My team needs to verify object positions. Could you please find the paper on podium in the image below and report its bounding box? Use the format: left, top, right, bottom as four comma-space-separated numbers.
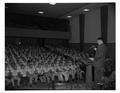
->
88, 57, 94, 61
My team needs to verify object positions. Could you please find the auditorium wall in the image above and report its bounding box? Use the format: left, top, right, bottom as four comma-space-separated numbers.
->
108, 4, 115, 43
84, 4, 115, 61
85, 4, 115, 43
83, 7, 103, 52
68, 15, 81, 48
69, 4, 115, 61
5, 13, 69, 32
84, 8, 101, 43
5, 37, 38, 45
5, 27, 71, 39
44, 39, 68, 46
107, 4, 115, 61
69, 4, 115, 44
69, 16, 80, 43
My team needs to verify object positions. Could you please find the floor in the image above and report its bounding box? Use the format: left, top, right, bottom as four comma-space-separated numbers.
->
6, 80, 90, 90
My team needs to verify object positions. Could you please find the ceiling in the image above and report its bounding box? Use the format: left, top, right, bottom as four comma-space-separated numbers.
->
5, 3, 112, 19
5, 3, 88, 18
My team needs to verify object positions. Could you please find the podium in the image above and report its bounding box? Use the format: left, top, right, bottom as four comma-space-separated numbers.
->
86, 64, 93, 88
80, 56, 94, 89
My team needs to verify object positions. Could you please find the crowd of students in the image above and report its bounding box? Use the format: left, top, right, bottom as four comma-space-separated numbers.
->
5, 44, 85, 88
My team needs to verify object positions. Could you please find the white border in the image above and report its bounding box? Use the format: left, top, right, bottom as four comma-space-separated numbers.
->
0, 0, 119, 93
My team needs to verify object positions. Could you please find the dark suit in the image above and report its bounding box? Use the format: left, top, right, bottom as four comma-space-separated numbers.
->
94, 43, 107, 83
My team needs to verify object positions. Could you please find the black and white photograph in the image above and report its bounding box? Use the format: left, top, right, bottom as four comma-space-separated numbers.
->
4, 2, 116, 91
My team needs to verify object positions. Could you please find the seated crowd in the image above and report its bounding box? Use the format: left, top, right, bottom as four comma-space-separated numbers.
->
5, 44, 85, 88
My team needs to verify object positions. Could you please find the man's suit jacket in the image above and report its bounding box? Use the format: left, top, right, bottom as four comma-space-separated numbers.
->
94, 43, 107, 68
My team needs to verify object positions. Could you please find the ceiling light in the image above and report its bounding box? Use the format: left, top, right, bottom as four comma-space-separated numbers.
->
49, 2, 56, 5
38, 11, 44, 14
67, 16, 72, 18
83, 9, 90, 12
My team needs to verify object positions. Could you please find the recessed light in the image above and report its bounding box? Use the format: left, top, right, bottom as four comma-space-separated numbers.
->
38, 11, 44, 14
83, 9, 90, 12
49, 2, 56, 5
67, 16, 72, 18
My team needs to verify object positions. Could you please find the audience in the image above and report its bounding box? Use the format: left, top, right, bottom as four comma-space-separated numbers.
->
5, 44, 84, 88
5, 43, 115, 90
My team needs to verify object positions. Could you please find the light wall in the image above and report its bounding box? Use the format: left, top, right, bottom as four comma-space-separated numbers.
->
108, 4, 115, 43
69, 16, 80, 43
85, 8, 101, 43
85, 4, 115, 43
69, 4, 115, 44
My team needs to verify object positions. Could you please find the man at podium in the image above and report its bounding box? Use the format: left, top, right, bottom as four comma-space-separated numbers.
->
93, 37, 107, 83
79, 37, 107, 89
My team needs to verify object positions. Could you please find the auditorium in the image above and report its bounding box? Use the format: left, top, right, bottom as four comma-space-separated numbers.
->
5, 3, 115, 90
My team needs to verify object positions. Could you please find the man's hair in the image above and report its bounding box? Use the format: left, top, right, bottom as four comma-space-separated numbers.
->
97, 37, 103, 41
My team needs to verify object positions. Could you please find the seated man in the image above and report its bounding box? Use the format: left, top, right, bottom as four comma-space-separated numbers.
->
70, 63, 77, 81
10, 64, 21, 87
20, 64, 28, 86
102, 71, 115, 83
61, 65, 69, 82
27, 63, 36, 86
36, 63, 42, 82
100, 60, 115, 90
5, 63, 12, 86
39, 65, 46, 83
